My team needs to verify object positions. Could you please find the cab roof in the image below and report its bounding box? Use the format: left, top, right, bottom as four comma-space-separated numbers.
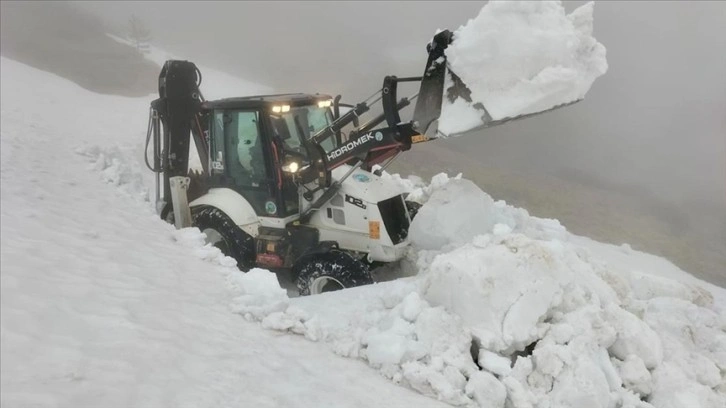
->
202, 93, 333, 110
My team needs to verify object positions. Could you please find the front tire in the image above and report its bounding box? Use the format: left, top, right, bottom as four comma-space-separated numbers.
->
293, 250, 373, 296
405, 200, 422, 220
193, 207, 256, 271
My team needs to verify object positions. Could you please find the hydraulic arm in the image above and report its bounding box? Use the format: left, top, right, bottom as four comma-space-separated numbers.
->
307, 29, 455, 172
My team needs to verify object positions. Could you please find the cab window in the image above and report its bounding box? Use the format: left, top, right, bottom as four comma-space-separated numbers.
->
269, 105, 336, 156
210, 109, 273, 215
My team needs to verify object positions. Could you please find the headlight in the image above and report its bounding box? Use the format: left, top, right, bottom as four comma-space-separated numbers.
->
282, 161, 299, 173
272, 105, 291, 113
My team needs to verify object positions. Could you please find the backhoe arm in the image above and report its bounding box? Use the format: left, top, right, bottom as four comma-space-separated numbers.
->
147, 60, 207, 213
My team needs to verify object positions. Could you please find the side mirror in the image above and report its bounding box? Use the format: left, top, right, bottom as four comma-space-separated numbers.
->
333, 95, 342, 120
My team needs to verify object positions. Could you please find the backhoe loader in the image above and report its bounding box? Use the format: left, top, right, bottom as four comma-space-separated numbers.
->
145, 30, 577, 295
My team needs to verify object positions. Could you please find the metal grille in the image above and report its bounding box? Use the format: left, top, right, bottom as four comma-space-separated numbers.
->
377, 195, 410, 244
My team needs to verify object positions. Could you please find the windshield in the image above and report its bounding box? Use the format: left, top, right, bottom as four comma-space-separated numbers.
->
269, 105, 336, 158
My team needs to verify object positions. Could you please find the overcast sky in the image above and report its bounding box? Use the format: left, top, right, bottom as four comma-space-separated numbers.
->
72, 1, 726, 211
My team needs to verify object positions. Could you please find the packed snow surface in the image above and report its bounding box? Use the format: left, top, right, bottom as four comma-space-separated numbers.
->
438, 0, 608, 135
2, 32, 724, 408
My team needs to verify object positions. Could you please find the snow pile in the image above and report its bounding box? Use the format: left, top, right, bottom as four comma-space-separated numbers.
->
279, 280, 487, 406
408, 178, 567, 250
75, 145, 150, 203
232, 172, 726, 408
408, 175, 725, 408
438, 0, 608, 135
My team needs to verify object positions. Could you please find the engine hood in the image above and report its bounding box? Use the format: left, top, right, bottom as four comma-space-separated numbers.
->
331, 165, 405, 204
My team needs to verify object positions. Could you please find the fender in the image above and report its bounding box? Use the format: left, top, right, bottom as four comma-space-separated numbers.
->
190, 188, 261, 237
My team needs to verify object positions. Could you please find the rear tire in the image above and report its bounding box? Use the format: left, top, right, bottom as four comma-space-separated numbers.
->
294, 250, 373, 296
160, 202, 175, 224
193, 207, 256, 271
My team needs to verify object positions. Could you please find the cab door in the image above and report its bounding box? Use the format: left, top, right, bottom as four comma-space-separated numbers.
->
209, 109, 280, 216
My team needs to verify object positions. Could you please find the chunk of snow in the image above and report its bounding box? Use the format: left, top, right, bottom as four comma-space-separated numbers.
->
438, 97, 487, 136
614, 354, 653, 397
409, 179, 497, 250
439, 0, 608, 135
605, 305, 663, 369
399, 292, 426, 322
365, 332, 409, 367
477, 349, 512, 377
465, 371, 507, 408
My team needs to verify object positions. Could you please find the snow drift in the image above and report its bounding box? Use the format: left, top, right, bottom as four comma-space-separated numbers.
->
238, 174, 725, 408
438, 0, 608, 135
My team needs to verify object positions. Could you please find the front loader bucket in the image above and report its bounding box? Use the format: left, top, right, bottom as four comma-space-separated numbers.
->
445, 70, 582, 136
412, 30, 452, 137
412, 30, 583, 138
443, 69, 582, 137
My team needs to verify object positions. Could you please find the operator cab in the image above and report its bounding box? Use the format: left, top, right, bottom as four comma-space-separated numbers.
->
202, 93, 336, 219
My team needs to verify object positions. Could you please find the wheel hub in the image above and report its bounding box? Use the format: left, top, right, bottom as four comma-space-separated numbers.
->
310, 276, 345, 295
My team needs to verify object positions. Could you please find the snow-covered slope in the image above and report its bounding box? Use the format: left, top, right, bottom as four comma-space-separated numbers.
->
2, 25, 724, 408
0, 57, 447, 408
107, 33, 272, 100
105, 34, 274, 173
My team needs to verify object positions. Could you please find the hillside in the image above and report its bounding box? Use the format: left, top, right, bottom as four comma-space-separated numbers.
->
3, 0, 721, 287
390, 140, 726, 287
0, 1, 158, 97
0, 56, 449, 408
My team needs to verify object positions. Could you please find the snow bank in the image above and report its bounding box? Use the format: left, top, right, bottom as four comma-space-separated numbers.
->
438, 0, 608, 135
228, 171, 725, 408
407, 174, 725, 407
408, 177, 567, 250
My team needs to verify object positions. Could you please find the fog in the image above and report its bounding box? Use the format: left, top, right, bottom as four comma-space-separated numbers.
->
5, 1, 725, 280
73, 0, 725, 210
